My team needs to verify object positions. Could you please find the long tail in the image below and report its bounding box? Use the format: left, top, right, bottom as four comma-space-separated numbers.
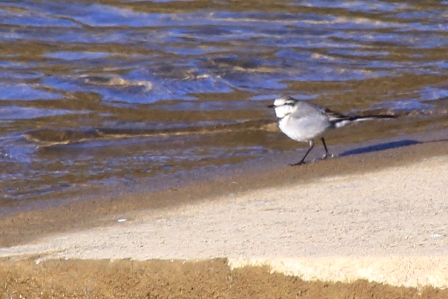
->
331, 114, 397, 128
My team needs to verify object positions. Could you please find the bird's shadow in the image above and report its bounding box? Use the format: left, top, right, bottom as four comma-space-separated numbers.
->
339, 139, 422, 157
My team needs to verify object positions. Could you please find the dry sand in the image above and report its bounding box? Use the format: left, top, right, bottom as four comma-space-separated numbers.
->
1, 130, 447, 298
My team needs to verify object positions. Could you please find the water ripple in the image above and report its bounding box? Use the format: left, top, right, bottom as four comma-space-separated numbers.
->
1, 0, 448, 200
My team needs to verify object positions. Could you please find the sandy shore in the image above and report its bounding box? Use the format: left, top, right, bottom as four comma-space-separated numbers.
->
1, 129, 448, 297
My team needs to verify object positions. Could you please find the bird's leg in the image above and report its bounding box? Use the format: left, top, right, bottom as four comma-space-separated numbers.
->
320, 137, 334, 160
290, 140, 314, 166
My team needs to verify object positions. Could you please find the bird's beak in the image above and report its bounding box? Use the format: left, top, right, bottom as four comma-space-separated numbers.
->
267, 104, 276, 108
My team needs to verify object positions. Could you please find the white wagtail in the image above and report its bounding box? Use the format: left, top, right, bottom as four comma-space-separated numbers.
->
268, 96, 396, 166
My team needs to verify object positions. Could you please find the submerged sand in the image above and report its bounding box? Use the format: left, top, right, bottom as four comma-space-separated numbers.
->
0, 130, 447, 298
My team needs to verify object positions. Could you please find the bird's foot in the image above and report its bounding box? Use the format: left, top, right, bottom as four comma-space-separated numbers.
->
289, 161, 306, 167
321, 153, 336, 160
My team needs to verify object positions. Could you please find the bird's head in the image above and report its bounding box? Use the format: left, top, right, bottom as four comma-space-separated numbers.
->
268, 96, 297, 119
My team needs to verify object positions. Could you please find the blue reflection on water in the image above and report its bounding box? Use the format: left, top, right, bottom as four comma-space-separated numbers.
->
0, 106, 88, 119
0, 84, 60, 101
1, 0, 448, 200
44, 52, 111, 60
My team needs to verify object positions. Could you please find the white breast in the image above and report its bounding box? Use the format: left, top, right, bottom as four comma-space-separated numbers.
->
278, 113, 331, 142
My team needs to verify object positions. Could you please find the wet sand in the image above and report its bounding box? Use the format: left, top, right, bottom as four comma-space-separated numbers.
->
1, 129, 448, 298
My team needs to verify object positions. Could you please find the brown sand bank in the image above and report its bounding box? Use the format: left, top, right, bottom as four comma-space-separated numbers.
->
1, 258, 447, 299
0, 130, 447, 298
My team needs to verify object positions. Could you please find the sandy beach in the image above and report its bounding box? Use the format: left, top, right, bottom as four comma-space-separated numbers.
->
1, 129, 447, 298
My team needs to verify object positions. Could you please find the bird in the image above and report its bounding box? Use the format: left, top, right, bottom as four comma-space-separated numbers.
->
268, 96, 396, 166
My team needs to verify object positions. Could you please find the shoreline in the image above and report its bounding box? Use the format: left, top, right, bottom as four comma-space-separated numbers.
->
0, 129, 447, 292
1, 128, 447, 248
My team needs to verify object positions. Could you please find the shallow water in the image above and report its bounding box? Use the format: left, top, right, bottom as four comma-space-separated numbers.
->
1, 0, 448, 201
